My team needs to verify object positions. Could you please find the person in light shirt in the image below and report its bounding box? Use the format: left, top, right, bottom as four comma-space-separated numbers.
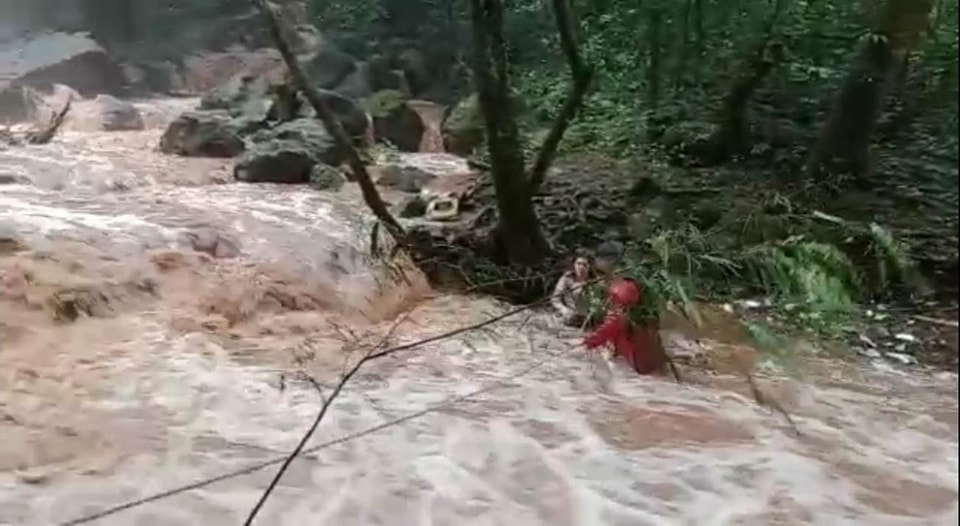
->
551, 251, 592, 327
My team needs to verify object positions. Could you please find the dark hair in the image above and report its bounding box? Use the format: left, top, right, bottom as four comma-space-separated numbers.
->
596, 240, 624, 261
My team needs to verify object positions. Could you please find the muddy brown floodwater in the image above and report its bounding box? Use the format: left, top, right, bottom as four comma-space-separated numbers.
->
0, 98, 957, 526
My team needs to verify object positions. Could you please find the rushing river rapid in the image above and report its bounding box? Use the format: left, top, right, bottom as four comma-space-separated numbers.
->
0, 99, 957, 526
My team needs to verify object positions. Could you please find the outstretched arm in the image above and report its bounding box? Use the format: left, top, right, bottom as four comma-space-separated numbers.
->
584, 315, 622, 349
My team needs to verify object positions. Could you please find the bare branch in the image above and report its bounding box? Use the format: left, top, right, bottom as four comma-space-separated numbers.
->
527, 0, 594, 194
253, 0, 407, 245
26, 96, 72, 145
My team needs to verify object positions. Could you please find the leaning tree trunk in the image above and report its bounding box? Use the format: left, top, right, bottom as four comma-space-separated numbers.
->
253, 0, 408, 246
806, 0, 934, 183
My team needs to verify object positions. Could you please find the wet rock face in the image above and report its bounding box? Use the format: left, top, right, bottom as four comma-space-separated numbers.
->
441, 94, 484, 156
0, 32, 127, 97
159, 110, 245, 158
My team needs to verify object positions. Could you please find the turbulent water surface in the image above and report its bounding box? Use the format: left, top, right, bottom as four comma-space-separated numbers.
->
0, 99, 957, 526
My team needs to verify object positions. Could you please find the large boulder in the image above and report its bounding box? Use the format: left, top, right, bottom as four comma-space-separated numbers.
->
441, 94, 485, 156
183, 48, 284, 95
0, 32, 127, 97
199, 71, 274, 113
394, 48, 431, 95
281, 89, 370, 140
367, 55, 408, 93
333, 63, 373, 101
302, 42, 358, 89
235, 119, 343, 184
365, 90, 424, 152
159, 111, 245, 158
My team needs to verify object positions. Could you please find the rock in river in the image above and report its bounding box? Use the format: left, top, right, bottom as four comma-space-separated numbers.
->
234, 119, 343, 184
159, 110, 245, 158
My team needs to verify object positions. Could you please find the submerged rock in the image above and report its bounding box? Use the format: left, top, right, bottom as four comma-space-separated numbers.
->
159, 110, 244, 158
92, 95, 145, 131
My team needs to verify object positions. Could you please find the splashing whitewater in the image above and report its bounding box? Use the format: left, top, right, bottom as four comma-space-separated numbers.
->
0, 98, 956, 526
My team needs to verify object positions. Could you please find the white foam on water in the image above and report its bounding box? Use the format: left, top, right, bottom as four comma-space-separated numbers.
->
0, 99, 956, 526
2, 312, 955, 526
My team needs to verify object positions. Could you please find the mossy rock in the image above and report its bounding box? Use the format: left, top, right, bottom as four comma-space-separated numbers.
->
364, 90, 424, 152
363, 89, 409, 118
441, 94, 484, 156
309, 163, 347, 191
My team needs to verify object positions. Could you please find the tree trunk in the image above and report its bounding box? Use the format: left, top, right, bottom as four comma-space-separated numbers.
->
806, 0, 934, 183
527, 0, 594, 193
698, 0, 784, 165
645, 7, 663, 105
468, 0, 550, 265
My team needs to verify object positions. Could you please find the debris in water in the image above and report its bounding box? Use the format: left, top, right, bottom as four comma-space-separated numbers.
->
885, 352, 917, 365
893, 332, 918, 343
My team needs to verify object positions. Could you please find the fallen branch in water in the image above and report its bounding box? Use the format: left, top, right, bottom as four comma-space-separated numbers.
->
242, 308, 413, 525
742, 366, 800, 436
26, 96, 72, 145
912, 314, 959, 328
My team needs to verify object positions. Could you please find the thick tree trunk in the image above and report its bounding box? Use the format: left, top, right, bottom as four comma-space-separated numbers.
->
806, 0, 934, 182
468, 0, 550, 265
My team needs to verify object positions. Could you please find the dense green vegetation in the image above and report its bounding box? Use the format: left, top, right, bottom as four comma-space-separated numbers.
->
289, 0, 958, 341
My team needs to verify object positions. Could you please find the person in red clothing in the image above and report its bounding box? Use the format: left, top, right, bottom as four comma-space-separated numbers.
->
583, 278, 667, 376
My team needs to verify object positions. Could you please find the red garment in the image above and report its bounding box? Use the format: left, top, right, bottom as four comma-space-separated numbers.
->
608, 279, 640, 306
583, 278, 665, 375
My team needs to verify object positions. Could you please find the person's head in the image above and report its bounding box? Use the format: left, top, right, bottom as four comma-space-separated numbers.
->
594, 240, 624, 276
572, 252, 591, 280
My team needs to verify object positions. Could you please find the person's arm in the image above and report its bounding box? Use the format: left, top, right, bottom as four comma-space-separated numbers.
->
584, 315, 623, 349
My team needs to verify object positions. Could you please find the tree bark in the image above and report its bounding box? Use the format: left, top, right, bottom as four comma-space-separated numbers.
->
253, 0, 407, 245
468, 0, 550, 265
806, 0, 934, 182
527, 0, 595, 194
